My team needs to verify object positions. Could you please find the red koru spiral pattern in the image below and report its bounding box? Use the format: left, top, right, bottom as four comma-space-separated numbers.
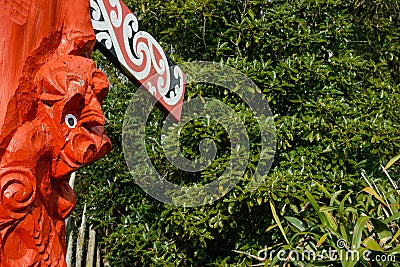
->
1, 169, 36, 213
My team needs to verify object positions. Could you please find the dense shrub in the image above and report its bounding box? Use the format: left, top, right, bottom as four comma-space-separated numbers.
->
75, 0, 400, 265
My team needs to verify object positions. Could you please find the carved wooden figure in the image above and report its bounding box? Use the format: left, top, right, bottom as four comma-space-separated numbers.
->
0, 0, 111, 266
1, 0, 186, 265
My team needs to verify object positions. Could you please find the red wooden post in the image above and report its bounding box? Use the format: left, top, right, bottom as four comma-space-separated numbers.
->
0, 1, 111, 266
0, 1, 184, 265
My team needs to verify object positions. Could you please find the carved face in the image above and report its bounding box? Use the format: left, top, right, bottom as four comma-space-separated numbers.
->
35, 56, 112, 178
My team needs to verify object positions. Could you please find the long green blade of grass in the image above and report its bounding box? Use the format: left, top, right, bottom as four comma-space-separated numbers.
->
270, 201, 289, 244
351, 216, 371, 250
361, 187, 388, 207
384, 154, 400, 170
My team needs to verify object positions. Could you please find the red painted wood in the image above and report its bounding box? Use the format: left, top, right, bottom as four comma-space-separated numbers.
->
0, 1, 111, 266
91, 0, 186, 121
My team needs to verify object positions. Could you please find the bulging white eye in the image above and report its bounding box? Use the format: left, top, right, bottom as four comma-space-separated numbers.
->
65, 114, 78, 129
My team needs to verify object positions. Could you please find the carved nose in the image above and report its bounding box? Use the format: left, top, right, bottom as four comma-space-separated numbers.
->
94, 133, 112, 161
83, 143, 97, 163
64, 135, 97, 165
85, 124, 112, 161
55, 125, 112, 179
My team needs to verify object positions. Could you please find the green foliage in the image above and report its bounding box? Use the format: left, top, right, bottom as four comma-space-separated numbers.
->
244, 169, 399, 266
75, 0, 400, 265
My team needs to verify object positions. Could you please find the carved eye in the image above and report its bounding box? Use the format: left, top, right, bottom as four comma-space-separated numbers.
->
65, 114, 78, 129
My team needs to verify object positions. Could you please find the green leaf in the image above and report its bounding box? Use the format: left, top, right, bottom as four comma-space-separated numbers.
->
338, 248, 358, 267
322, 209, 338, 231
270, 201, 289, 244
330, 190, 344, 206
351, 216, 370, 250
339, 191, 353, 219
248, 9, 254, 20
383, 212, 400, 224
265, 224, 278, 233
385, 246, 400, 254
285, 216, 307, 232
362, 237, 383, 252
314, 181, 333, 199
384, 154, 400, 170
338, 191, 353, 243
361, 187, 388, 207
316, 233, 329, 247
390, 228, 400, 244
370, 218, 392, 240
305, 191, 324, 220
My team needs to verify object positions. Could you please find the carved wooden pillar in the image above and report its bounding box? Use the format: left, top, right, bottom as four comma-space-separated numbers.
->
0, 1, 111, 266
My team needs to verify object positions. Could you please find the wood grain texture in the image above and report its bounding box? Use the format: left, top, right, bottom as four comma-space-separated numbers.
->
0, 1, 111, 266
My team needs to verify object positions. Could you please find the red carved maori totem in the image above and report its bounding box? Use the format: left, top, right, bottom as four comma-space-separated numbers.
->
0, 0, 185, 265
0, 0, 111, 266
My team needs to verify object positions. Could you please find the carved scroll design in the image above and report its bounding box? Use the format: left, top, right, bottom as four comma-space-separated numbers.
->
0, 0, 113, 266
0, 56, 111, 267
90, 0, 185, 118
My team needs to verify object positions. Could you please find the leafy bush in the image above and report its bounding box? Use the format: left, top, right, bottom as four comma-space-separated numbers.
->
74, 0, 400, 265
238, 160, 400, 266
